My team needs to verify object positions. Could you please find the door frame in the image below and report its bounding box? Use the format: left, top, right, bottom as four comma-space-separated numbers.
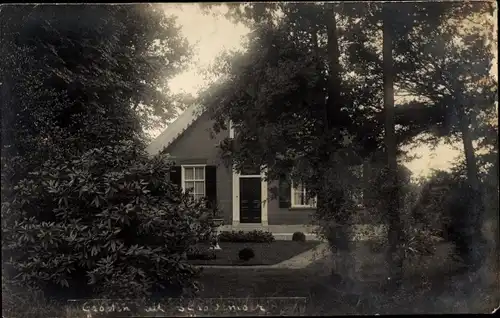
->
232, 168, 268, 226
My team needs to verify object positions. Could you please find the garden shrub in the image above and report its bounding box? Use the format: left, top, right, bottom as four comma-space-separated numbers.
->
292, 232, 306, 242
1, 142, 214, 300
412, 170, 488, 270
218, 230, 275, 243
238, 248, 255, 261
310, 160, 362, 283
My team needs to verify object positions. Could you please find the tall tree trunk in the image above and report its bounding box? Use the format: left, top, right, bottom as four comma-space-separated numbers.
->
457, 107, 486, 270
382, 3, 403, 287
325, 6, 342, 128
458, 111, 480, 192
322, 6, 356, 284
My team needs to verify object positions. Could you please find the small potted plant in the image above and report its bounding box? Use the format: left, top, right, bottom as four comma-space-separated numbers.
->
205, 200, 223, 225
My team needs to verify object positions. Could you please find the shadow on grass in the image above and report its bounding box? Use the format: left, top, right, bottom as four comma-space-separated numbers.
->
188, 241, 320, 266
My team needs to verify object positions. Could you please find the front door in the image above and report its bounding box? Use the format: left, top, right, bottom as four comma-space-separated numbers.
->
239, 177, 262, 223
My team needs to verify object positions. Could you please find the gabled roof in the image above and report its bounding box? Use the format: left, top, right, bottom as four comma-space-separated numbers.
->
146, 103, 204, 156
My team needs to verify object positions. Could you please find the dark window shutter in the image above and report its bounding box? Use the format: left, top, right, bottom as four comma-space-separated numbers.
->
170, 166, 182, 187
205, 165, 217, 209
279, 175, 291, 208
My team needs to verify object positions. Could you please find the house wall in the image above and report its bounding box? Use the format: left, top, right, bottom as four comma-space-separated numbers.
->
164, 112, 233, 225
163, 112, 381, 226
266, 180, 316, 225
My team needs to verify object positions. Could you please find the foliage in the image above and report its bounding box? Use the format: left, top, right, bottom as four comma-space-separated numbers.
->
347, 2, 495, 258
1, 4, 202, 302
292, 232, 306, 242
411, 169, 490, 270
0, 4, 192, 173
412, 170, 462, 236
197, 3, 469, 284
2, 273, 59, 318
238, 248, 255, 261
342, 2, 495, 142
199, 2, 495, 282
218, 230, 275, 243
198, 2, 464, 213
1, 143, 213, 299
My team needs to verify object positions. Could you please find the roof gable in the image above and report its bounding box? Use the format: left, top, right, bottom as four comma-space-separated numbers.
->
146, 104, 205, 156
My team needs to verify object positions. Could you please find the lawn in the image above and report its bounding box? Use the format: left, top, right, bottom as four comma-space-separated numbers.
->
196, 241, 499, 315
4, 241, 497, 317
187, 241, 320, 266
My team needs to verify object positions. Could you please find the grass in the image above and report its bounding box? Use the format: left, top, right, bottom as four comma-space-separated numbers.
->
196, 241, 499, 315
187, 241, 320, 266
4, 241, 497, 317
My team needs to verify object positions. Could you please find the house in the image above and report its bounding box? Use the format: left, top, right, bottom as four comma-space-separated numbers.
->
147, 104, 378, 235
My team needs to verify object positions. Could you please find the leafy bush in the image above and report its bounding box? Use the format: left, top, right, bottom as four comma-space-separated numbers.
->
412, 170, 458, 237
218, 230, 275, 243
1, 142, 214, 300
292, 232, 306, 242
238, 248, 255, 261
412, 170, 488, 270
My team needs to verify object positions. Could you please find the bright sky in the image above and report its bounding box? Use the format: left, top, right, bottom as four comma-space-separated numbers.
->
158, 3, 497, 180
163, 4, 249, 96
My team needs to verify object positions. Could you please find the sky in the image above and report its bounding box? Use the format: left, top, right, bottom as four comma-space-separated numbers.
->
163, 4, 248, 96
158, 3, 497, 180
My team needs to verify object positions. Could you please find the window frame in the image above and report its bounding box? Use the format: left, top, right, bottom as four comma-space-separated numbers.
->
291, 181, 317, 208
181, 164, 206, 200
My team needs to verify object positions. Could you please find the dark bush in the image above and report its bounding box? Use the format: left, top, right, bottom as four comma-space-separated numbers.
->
238, 248, 255, 261
292, 232, 306, 242
1, 143, 213, 300
218, 230, 275, 243
413, 170, 488, 269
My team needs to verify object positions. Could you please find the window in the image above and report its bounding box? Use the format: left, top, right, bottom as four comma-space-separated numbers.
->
182, 165, 205, 200
291, 182, 316, 208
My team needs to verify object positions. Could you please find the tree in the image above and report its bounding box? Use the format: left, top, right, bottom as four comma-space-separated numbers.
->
1, 4, 211, 303
2, 143, 213, 300
198, 3, 481, 285
392, 4, 496, 270
198, 3, 467, 285
343, 1, 496, 274
382, 3, 404, 286
1, 4, 192, 173
199, 3, 376, 283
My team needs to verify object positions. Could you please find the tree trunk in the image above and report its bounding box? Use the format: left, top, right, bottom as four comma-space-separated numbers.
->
322, 7, 356, 284
382, 3, 403, 287
457, 108, 486, 270
458, 111, 480, 192
325, 6, 342, 128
